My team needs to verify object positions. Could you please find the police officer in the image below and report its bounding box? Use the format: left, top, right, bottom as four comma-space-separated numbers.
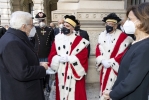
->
34, 12, 55, 92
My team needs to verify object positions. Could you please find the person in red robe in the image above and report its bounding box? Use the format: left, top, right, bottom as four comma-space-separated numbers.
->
95, 13, 133, 100
48, 15, 89, 100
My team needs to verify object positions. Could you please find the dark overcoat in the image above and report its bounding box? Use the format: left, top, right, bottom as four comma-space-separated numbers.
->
0, 26, 6, 38
54, 28, 60, 36
78, 29, 90, 58
54, 28, 64, 36
110, 38, 149, 100
0, 28, 46, 100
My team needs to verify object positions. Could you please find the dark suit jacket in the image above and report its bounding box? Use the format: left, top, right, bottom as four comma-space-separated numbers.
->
54, 28, 64, 36
54, 28, 59, 36
78, 29, 90, 58
0, 28, 46, 100
110, 38, 149, 100
0, 26, 6, 38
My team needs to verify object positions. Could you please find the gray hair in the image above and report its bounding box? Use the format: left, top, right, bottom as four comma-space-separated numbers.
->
10, 11, 32, 29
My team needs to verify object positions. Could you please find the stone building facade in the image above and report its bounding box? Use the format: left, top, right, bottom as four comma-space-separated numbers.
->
0, 0, 148, 83
0, 0, 58, 26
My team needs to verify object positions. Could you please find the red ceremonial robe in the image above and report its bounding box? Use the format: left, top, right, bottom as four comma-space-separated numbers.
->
48, 33, 89, 100
95, 29, 133, 100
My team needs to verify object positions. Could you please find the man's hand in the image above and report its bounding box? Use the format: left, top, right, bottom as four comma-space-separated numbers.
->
101, 60, 111, 68
103, 90, 111, 99
40, 62, 49, 70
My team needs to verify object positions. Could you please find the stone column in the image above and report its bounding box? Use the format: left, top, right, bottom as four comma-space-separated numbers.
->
32, 0, 44, 24
0, 0, 12, 26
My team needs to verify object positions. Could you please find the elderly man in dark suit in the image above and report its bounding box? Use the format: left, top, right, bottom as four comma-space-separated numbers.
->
75, 20, 90, 58
0, 11, 49, 100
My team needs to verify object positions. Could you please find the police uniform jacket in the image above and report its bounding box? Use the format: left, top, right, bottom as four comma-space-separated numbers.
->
34, 26, 54, 58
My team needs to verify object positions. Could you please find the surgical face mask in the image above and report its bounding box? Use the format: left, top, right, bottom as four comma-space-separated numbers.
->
28, 27, 36, 37
123, 20, 136, 34
106, 25, 114, 33
62, 27, 70, 35
39, 22, 46, 28
59, 24, 63, 29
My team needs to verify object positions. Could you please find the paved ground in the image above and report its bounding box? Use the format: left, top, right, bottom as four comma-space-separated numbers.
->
45, 83, 149, 100
44, 83, 100, 100
0, 80, 149, 100
86, 83, 100, 100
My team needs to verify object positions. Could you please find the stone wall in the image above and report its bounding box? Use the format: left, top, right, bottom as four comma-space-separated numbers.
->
0, 0, 12, 26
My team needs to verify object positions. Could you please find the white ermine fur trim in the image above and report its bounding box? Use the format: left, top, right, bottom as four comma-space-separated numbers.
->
50, 55, 60, 72
116, 36, 133, 57
109, 58, 119, 72
96, 55, 104, 67
71, 38, 89, 55
68, 55, 86, 80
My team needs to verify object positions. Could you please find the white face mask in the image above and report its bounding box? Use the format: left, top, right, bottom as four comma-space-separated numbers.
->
28, 27, 36, 37
39, 22, 46, 28
59, 24, 63, 29
123, 20, 136, 34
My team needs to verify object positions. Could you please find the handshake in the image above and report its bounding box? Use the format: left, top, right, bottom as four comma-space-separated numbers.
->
39, 55, 70, 71
40, 62, 56, 74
